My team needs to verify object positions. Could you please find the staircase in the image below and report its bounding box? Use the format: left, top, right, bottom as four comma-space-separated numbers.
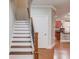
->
9, 20, 34, 59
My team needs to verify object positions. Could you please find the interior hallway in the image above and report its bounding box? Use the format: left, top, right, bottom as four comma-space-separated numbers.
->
10, 0, 70, 59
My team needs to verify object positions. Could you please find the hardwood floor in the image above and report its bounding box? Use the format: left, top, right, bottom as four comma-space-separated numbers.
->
38, 48, 54, 59
38, 40, 70, 59
54, 40, 70, 59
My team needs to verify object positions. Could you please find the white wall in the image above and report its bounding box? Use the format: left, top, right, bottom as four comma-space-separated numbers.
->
14, 0, 30, 20
31, 7, 55, 48
51, 10, 55, 47
9, 1, 15, 40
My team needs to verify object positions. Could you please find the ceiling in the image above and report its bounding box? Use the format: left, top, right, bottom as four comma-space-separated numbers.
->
32, 0, 70, 16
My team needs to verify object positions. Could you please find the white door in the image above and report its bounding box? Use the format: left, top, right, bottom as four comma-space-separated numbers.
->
36, 15, 49, 48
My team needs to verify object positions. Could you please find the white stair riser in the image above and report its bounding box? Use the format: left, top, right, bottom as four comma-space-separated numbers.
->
14, 28, 30, 30
15, 23, 30, 25
13, 34, 31, 37
15, 24, 29, 25
16, 21, 29, 22
11, 43, 31, 46
15, 21, 30, 22
10, 48, 32, 52
11, 38, 31, 41
14, 24, 30, 26
13, 31, 30, 33
15, 22, 30, 23
10, 55, 33, 59
14, 31, 30, 32
15, 25, 29, 28
15, 21, 29, 22
14, 27, 30, 29
14, 25, 30, 27
15, 23, 29, 24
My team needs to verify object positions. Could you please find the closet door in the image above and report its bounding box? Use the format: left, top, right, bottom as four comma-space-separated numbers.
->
36, 15, 49, 48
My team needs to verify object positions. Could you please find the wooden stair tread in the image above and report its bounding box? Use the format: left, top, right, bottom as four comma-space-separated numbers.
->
12, 41, 31, 43
11, 46, 32, 48
13, 33, 30, 34
13, 36, 31, 38
14, 30, 30, 31
10, 52, 33, 55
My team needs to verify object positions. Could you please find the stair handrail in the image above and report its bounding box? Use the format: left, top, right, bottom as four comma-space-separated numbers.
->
30, 17, 34, 43
27, 8, 30, 19
30, 18, 38, 59
28, 7, 38, 58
